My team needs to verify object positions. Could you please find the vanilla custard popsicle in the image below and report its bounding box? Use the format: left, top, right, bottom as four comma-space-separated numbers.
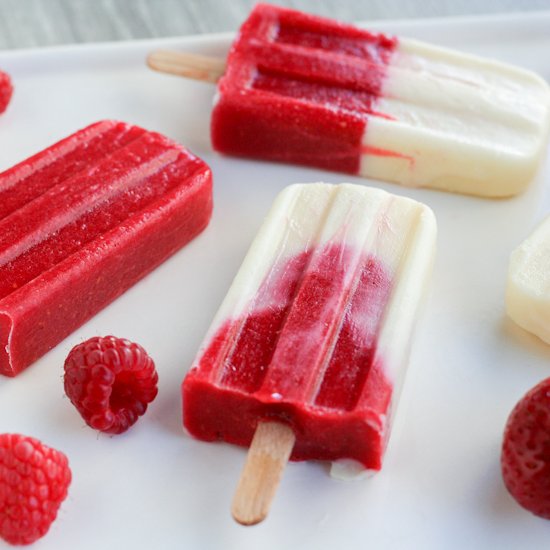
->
183, 183, 436, 478
507, 215, 550, 344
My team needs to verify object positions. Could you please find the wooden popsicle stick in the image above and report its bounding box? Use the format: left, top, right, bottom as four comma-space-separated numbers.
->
231, 421, 296, 526
146, 50, 226, 83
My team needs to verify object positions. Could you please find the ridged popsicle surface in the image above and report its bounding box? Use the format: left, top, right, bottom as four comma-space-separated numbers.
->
0, 120, 213, 376
183, 183, 435, 470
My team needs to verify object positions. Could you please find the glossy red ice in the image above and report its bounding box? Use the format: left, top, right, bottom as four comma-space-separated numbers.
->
0, 120, 212, 376
211, 3, 397, 174
0, 70, 12, 114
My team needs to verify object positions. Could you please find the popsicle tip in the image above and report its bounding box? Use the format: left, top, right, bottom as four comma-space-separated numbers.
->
231, 503, 267, 526
145, 50, 161, 70
146, 50, 176, 73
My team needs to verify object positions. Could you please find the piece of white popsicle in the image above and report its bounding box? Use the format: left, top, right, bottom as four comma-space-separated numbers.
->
507, 215, 550, 344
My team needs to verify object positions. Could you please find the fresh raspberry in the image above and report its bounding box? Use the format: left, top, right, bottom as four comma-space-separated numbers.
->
0, 434, 71, 545
501, 377, 550, 519
0, 71, 12, 114
63, 336, 158, 435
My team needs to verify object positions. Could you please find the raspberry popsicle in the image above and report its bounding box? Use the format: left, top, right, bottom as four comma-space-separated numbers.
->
0, 120, 212, 376
0, 70, 12, 114
148, 4, 550, 197
183, 183, 436, 523
506, 215, 550, 345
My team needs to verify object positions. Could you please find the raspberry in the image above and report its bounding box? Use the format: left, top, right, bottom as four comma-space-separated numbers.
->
501, 377, 550, 519
0, 434, 71, 545
64, 336, 158, 435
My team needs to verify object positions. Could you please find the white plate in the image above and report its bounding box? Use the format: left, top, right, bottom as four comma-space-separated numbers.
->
1, 10, 550, 550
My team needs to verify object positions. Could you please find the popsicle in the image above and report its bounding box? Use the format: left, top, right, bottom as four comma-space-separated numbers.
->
0, 70, 12, 114
0, 120, 212, 377
182, 182, 436, 523
148, 3, 550, 197
506, 215, 550, 345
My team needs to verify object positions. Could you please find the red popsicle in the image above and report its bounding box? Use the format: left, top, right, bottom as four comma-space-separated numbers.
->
0, 120, 212, 376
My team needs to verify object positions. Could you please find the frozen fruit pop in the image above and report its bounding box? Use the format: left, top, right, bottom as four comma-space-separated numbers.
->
506, 215, 550, 345
0, 120, 212, 377
148, 4, 550, 197
0, 70, 12, 114
183, 183, 436, 523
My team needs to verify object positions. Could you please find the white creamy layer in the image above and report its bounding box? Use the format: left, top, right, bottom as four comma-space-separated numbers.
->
360, 39, 550, 196
507, 215, 550, 344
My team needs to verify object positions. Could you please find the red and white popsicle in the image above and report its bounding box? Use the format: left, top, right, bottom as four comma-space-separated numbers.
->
148, 3, 550, 197
0, 120, 213, 376
183, 182, 436, 524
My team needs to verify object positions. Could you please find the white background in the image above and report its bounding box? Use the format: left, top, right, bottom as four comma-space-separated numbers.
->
1, 11, 550, 550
